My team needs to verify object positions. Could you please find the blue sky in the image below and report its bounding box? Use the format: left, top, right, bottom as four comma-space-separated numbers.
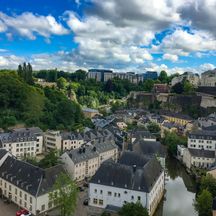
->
0, 0, 216, 74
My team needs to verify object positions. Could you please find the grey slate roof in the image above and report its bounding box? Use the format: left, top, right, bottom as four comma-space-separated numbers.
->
131, 130, 156, 140
133, 140, 166, 158
65, 139, 117, 164
90, 154, 163, 193
189, 130, 216, 140
0, 156, 66, 196
0, 149, 8, 160
61, 129, 114, 142
119, 151, 149, 168
0, 127, 43, 146
188, 148, 215, 158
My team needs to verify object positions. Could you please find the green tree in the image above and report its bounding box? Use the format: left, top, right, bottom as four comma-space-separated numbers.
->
200, 174, 216, 198
38, 150, 60, 168
119, 202, 149, 216
49, 173, 78, 216
194, 189, 212, 216
143, 79, 154, 92
158, 70, 168, 83
162, 131, 187, 155
17, 62, 34, 85
147, 122, 161, 133
57, 77, 68, 90
183, 80, 195, 94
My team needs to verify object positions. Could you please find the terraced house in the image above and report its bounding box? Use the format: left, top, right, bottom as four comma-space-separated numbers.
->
61, 138, 118, 181
0, 127, 43, 158
0, 149, 66, 215
183, 130, 216, 169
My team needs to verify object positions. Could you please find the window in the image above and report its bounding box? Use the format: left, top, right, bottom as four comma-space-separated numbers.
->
93, 199, 98, 204
99, 200, 103, 205
131, 196, 134, 200
15, 188, 17, 195
24, 194, 27, 200
108, 191, 112, 196
41, 204, 45, 211
100, 190, 103, 194
138, 196, 141, 201
94, 189, 97, 193
9, 185, 11, 191
124, 191, 128, 194
118, 193, 121, 197
30, 196, 32, 204
20, 191, 22, 197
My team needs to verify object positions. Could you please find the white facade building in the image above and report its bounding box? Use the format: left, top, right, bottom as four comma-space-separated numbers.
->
0, 127, 43, 158
171, 72, 200, 87
0, 151, 66, 215
200, 69, 216, 87
89, 152, 164, 216
183, 130, 216, 169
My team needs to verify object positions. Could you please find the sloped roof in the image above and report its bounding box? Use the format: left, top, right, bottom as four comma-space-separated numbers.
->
90, 155, 163, 193
0, 156, 65, 196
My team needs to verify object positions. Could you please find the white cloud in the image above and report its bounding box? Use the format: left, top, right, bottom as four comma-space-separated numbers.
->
0, 55, 25, 69
199, 63, 215, 71
156, 28, 216, 58
163, 53, 179, 62
0, 12, 69, 39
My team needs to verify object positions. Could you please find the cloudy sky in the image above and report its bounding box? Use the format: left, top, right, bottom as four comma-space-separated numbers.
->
0, 0, 216, 74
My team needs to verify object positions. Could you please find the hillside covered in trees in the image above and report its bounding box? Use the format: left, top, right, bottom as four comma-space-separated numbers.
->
0, 69, 83, 130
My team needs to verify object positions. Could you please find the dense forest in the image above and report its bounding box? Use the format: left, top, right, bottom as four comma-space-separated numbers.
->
0, 68, 83, 130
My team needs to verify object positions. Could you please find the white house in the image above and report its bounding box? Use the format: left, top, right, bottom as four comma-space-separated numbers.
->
89, 151, 164, 216
0, 152, 66, 215
61, 139, 118, 182
183, 130, 216, 169
0, 127, 43, 158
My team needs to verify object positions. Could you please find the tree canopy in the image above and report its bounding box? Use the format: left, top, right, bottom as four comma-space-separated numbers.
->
119, 202, 149, 216
49, 173, 78, 216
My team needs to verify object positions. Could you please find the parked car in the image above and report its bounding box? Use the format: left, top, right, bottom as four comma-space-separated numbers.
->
21, 213, 32, 216
16, 209, 29, 216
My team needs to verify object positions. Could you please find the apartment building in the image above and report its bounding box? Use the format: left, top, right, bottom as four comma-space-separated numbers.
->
44, 130, 62, 151
183, 130, 216, 169
0, 127, 43, 158
89, 151, 164, 216
200, 69, 216, 87
60, 139, 118, 181
0, 151, 66, 215
45, 129, 114, 152
171, 72, 200, 87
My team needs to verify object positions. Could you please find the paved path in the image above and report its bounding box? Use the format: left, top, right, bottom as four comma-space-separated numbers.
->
0, 198, 19, 216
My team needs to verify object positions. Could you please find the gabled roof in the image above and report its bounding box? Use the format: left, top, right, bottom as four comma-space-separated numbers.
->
133, 140, 166, 158
0, 149, 8, 160
0, 127, 43, 145
90, 154, 163, 193
0, 156, 65, 196
189, 130, 216, 140
188, 148, 215, 158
